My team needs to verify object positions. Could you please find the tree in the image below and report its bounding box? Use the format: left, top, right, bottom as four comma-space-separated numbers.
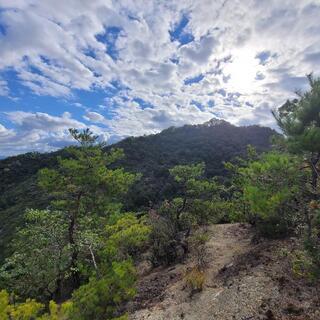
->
38, 128, 137, 292
149, 163, 223, 265
272, 74, 320, 193
167, 163, 220, 229
103, 213, 151, 261
70, 260, 135, 320
69, 214, 150, 320
273, 75, 320, 267
1, 129, 138, 301
237, 151, 304, 237
0, 209, 70, 301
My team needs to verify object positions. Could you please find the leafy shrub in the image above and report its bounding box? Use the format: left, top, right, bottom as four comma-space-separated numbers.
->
39, 301, 73, 320
148, 213, 186, 266
238, 152, 304, 237
70, 260, 136, 320
104, 213, 151, 261
0, 289, 74, 320
291, 250, 317, 280
0, 209, 72, 301
0, 289, 44, 320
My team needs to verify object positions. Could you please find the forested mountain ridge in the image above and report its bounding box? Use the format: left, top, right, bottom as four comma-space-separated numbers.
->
0, 119, 275, 262
110, 120, 276, 208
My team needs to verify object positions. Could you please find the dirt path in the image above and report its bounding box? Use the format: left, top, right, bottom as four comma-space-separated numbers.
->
129, 223, 320, 320
129, 224, 255, 320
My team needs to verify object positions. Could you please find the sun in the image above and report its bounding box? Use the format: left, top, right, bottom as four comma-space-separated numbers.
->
224, 48, 262, 94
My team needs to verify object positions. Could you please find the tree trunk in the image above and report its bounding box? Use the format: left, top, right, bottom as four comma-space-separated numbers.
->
176, 197, 187, 231
53, 277, 63, 302
68, 192, 82, 290
310, 152, 320, 195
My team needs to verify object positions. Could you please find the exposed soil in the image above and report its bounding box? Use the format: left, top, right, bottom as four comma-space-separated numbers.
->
128, 223, 320, 320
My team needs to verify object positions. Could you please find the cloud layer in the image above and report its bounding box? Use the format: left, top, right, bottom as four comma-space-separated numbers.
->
0, 0, 320, 156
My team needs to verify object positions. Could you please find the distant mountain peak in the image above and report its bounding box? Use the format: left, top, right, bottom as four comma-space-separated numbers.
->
201, 118, 230, 127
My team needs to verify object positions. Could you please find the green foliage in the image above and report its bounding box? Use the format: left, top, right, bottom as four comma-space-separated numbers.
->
116, 121, 274, 210
0, 207, 148, 318
0, 290, 73, 320
70, 261, 136, 320
69, 128, 103, 148
0, 123, 279, 315
148, 213, 180, 266
68, 213, 150, 319
0, 209, 71, 300
291, 250, 317, 280
273, 76, 320, 272
169, 163, 205, 183
0, 290, 10, 319
0, 290, 44, 320
104, 213, 151, 261
38, 146, 136, 217
165, 163, 222, 229
37, 129, 137, 295
9, 300, 44, 320
231, 151, 303, 237
272, 75, 320, 198
0, 122, 274, 263
303, 203, 320, 277
1, 129, 141, 308
38, 300, 73, 320
150, 162, 228, 266
241, 153, 298, 217
273, 74, 320, 154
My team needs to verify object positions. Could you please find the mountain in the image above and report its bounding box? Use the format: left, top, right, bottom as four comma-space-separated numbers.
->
0, 120, 276, 262
111, 120, 276, 209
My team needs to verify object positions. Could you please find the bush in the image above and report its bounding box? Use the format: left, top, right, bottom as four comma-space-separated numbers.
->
70, 260, 136, 320
189, 231, 209, 269
239, 152, 304, 238
184, 267, 205, 294
148, 213, 187, 266
104, 213, 151, 261
0, 289, 44, 320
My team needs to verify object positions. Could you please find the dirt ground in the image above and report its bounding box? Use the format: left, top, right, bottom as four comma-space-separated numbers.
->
128, 223, 320, 320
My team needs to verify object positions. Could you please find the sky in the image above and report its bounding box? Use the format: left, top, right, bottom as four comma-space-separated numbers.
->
0, 0, 320, 157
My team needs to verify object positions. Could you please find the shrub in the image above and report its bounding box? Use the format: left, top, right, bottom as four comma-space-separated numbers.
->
104, 213, 151, 261
184, 267, 205, 294
0, 289, 44, 320
291, 249, 318, 280
70, 260, 136, 320
148, 213, 187, 266
239, 152, 304, 237
189, 231, 209, 269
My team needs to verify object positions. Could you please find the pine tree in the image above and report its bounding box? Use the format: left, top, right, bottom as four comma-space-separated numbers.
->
1, 129, 138, 301
273, 74, 320, 192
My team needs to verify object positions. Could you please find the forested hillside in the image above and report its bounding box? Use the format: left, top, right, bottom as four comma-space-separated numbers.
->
1, 74, 320, 319
0, 120, 275, 262
112, 119, 275, 209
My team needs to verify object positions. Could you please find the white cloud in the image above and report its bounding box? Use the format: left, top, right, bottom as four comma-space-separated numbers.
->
83, 111, 106, 123
180, 35, 217, 64
0, 111, 109, 157
0, 0, 320, 156
0, 79, 9, 96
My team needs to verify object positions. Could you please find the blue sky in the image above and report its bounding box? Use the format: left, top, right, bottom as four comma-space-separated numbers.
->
0, 0, 320, 157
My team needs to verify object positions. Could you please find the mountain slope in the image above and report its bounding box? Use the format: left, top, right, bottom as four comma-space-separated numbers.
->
113, 120, 276, 209
0, 120, 276, 262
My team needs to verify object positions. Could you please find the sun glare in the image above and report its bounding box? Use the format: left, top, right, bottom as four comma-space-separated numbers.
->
224, 48, 262, 94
